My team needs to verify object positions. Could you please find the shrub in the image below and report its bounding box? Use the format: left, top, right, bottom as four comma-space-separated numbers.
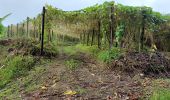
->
97, 47, 122, 62
64, 59, 80, 70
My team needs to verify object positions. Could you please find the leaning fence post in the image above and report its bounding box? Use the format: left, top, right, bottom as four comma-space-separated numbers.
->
40, 7, 45, 55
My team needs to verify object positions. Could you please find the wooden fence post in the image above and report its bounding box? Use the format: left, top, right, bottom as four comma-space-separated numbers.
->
27, 17, 29, 38
98, 21, 101, 49
41, 7, 45, 55
7, 25, 10, 38
91, 28, 95, 46
33, 17, 36, 39
11, 24, 13, 37
17, 23, 19, 38
22, 23, 25, 36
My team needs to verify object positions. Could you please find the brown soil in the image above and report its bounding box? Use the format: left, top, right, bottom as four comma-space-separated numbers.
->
111, 52, 170, 78
0, 39, 13, 46
21, 53, 145, 100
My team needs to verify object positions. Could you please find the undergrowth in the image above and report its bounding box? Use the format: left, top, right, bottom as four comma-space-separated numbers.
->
97, 48, 122, 63
75, 44, 99, 56
64, 59, 80, 70
75, 44, 122, 62
0, 55, 36, 88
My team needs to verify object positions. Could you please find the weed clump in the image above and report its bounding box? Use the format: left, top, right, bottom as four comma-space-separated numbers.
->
76, 44, 99, 56
97, 47, 122, 63
0, 56, 36, 88
64, 59, 80, 70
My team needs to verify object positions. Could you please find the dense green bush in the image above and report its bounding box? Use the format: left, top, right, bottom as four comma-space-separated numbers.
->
97, 48, 122, 62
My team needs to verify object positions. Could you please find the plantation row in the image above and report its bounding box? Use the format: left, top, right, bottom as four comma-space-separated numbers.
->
6, 1, 170, 51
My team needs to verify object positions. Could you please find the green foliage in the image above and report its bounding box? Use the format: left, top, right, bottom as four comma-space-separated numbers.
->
0, 23, 4, 35
76, 44, 99, 56
75, 44, 122, 63
44, 42, 59, 54
150, 89, 170, 100
97, 47, 122, 62
10, 1, 170, 51
64, 59, 80, 70
115, 24, 124, 46
75, 86, 87, 95
0, 56, 35, 88
62, 46, 77, 55
0, 13, 11, 35
31, 42, 59, 56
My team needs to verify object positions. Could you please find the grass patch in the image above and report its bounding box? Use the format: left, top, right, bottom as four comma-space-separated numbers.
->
75, 44, 99, 56
64, 59, 80, 70
74, 44, 123, 62
62, 46, 77, 55
150, 88, 170, 100
0, 55, 36, 88
75, 86, 87, 95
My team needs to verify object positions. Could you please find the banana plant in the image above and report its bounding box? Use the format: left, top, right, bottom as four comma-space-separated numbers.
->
0, 13, 11, 34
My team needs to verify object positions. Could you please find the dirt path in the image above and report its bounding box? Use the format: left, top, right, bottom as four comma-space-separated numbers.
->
21, 53, 145, 100
0, 39, 169, 100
